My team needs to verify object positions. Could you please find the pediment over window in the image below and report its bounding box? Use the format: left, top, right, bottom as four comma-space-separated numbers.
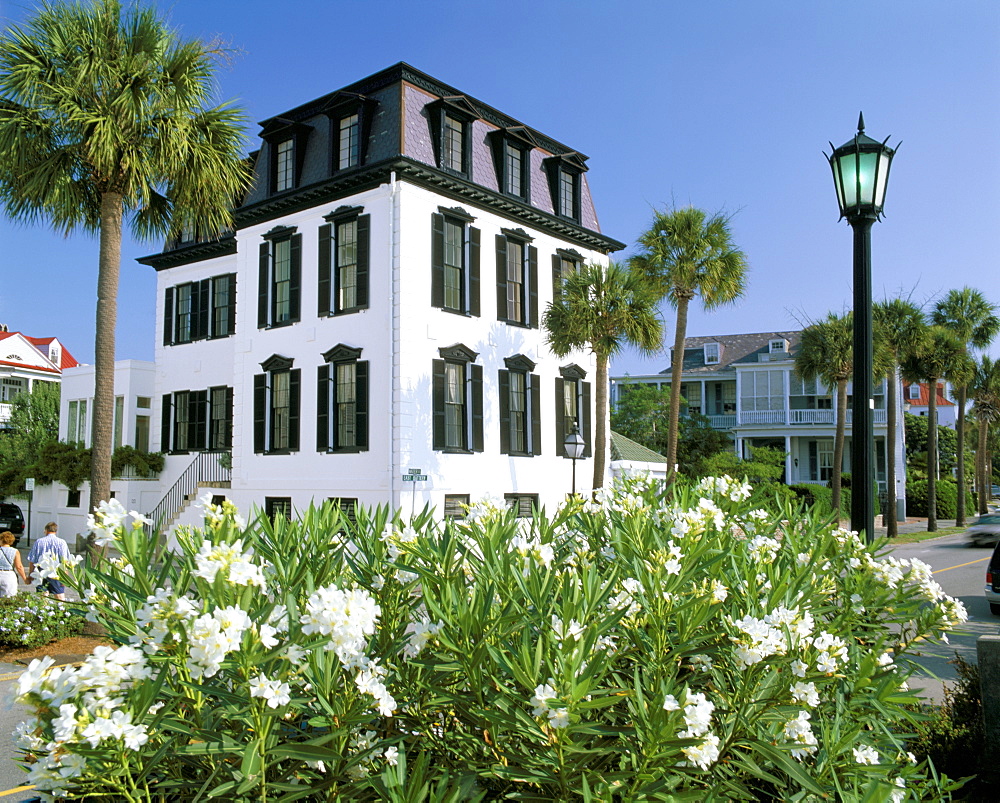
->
318, 91, 374, 117
260, 354, 294, 372
500, 227, 533, 242
490, 125, 539, 149
504, 353, 536, 372
439, 343, 479, 362
435, 95, 478, 120
263, 224, 297, 241
324, 205, 364, 222
556, 247, 584, 261
322, 344, 363, 363
437, 205, 476, 223
259, 117, 312, 141
559, 363, 587, 380
543, 151, 589, 173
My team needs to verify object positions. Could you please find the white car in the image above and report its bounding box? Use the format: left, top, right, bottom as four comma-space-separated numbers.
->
966, 514, 1000, 547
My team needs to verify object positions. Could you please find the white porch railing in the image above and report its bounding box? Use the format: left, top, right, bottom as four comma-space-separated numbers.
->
705, 414, 737, 429
0, 403, 10, 425
789, 410, 835, 425
740, 410, 786, 426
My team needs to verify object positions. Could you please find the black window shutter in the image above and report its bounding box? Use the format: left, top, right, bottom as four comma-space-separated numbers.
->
530, 375, 541, 456
469, 226, 481, 317
253, 374, 266, 452
288, 368, 301, 451
582, 381, 592, 458
316, 364, 330, 451
258, 243, 269, 328
809, 441, 818, 479
356, 360, 369, 450
224, 387, 234, 448
191, 390, 208, 450
551, 255, 562, 301
471, 364, 484, 452
163, 287, 174, 346
431, 214, 445, 308
528, 246, 538, 328
161, 394, 172, 452
195, 280, 210, 341
498, 369, 511, 454
432, 359, 446, 449
554, 378, 565, 454
356, 215, 370, 309
289, 234, 302, 322
317, 224, 332, 316
226, 274, 237, 336
495, 235, 508, 321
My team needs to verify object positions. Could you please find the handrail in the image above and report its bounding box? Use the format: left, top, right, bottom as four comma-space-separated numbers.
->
146, 452, 231, 533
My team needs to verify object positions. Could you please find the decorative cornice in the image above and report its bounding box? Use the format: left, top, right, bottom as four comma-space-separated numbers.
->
323, 343, 363, 363
504, 353, 536, 371
136, 235, 237, 271
439, 343, 479, 362
560, 363, 588, 380
261, 354, 294, 372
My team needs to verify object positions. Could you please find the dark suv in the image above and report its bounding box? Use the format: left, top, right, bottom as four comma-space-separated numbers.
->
986, 541, 1000, 615
0, 502, 24, 546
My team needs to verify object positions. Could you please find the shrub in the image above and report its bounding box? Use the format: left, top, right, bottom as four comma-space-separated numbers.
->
0, 593, 86, 648
14, 485, 967, 800
906, 479, 976, 519
790, 483, 835, 517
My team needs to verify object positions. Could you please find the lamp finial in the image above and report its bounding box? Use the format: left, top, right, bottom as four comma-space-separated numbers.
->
857, 112, 865, 134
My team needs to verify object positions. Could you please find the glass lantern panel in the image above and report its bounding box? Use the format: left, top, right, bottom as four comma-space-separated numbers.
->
856, 152, 878, 205
836, 152, 858, 209
874, 151, 891, 208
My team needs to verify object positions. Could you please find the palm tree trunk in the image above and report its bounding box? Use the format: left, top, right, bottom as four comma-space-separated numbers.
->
89, 191, 122, 547
928, 379, 938, 532
833, 378, 847, 518
886, 370, 898, 537
956, 386, 968, 526
666, 295, 691, 481
978, 415, 989, 514
593, 352, 609, 489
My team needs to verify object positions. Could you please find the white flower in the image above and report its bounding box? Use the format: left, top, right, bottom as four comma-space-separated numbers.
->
551, 616, 584, 643
249, 674, 292, 708
853, 744, 879, 765
710, 580, 728, 603
682, 732, 720, 769
663, 694, 680, 711
790, 681, 820, 708
547, 708, 570, 728
301, 585, 380, 667
890, 777, 906, 803
791, 659, 809, 678
403, 618, 443, 658
784, 710, 818, 759
532, 682, 558, 718
383, 746, 399, 766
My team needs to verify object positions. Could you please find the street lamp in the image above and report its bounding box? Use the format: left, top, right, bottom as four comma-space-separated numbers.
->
564, 421, 586, 497
826, 113, 897, 541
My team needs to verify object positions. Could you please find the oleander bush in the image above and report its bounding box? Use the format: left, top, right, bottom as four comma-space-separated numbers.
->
0, 592, 86, 648
15, 476, 968, 801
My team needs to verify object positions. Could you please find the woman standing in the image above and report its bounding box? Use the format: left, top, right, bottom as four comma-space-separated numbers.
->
0, 531, 28, 596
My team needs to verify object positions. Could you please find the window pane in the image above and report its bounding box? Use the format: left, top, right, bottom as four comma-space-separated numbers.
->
176, 284, 192, 342
505, 142, 522, 196
272, 371, 290, 450
509, 371, 526, 453
336, 362, 356, 448
212, 276, 231, 337
563, 380, 578, 438
443, 219, 464, 311
174, 391, 189, 450
339, 114, 359, 169
135, 415, 150, 452
337, 219, 358, 310
114, 395, 124, 449
273, 239, 291, 323
506, 240, 524, 322
445, 362, 465, 449
443, 115, 464, 172
276, 139, 294, 191
560, 170, 575, 216
211, 387, 230, 450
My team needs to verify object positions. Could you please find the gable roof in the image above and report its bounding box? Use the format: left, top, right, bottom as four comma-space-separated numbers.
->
610, 431, 668, 464
658, 331, 803, 374
0, 332, 78, 372
902, 382, 955, 407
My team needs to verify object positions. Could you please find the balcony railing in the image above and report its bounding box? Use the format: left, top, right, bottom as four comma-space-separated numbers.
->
0, 403, 10, 425
737, 409, 888, 427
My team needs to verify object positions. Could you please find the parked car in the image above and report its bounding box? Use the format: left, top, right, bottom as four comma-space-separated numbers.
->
992, 484, 1000, 499
986, 541, 1000, 615
0, 502, 24, 547
965, 513, 1000, 547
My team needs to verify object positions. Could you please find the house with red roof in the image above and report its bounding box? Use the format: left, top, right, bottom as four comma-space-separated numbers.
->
902, 381, 957, 428
0, 325, 78, 430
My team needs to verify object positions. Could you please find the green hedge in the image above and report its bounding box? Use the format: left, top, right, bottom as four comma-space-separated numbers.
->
906, 479, 976, 519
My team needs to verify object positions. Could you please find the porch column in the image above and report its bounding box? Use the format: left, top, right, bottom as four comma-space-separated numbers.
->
785, 435, 793, 484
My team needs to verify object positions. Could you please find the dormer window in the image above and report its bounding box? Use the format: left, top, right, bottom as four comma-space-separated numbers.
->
544, 152, 588, 222
769, 339, 787, 354
490, 126, 536, 201
260, 117, 313, 195
704, 343, 721, 364
908, 383, 920, 401
430, 96, 477, 179
49, 343, 61, 365
320, 92, 377, 174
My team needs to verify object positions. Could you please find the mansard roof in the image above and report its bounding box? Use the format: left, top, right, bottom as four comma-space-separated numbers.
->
660, 331, 804, 374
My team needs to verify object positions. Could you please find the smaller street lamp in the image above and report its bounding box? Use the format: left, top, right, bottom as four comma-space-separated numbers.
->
564, 421, 586, 497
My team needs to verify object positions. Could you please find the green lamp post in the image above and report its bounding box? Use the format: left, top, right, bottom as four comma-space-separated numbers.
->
826, 113, 897, 541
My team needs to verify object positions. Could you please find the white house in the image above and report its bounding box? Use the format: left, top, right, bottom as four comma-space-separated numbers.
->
0, 326, 76, 430
611, 331, 909, 521
135, 63, 622, 525
902, 381, 957, 428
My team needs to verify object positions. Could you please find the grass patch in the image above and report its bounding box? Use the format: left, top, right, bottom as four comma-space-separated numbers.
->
888, 526, 965, 545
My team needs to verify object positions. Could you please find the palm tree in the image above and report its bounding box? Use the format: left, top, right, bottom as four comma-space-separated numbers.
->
873, 299, 926, 537
931, 288, 1000, 526
971, 356, 1000, 514
794, 313, 853, 516
901, 326, 971, 531
544, 261, 664, 489
630, 206, 748, 479
0, 0, 249, 528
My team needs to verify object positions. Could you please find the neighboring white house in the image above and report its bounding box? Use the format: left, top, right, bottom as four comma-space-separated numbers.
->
902, 381, 957, 428
131, 63, 621, 526
0, 326, 77, 431
611, 331, 909, 521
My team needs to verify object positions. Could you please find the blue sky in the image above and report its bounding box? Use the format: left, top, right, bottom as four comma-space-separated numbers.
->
1, 0, 998, 375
